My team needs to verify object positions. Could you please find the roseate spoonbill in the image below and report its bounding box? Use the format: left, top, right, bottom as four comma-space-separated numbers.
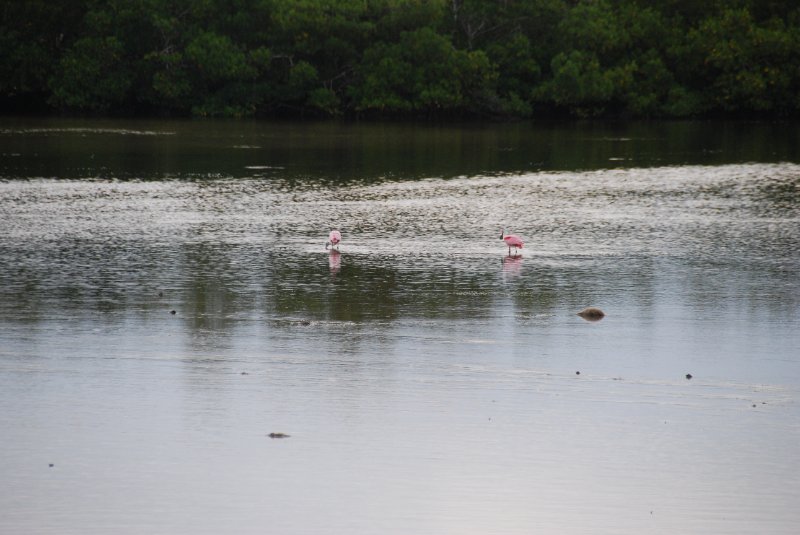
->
325, 229, 341, 250
500, 229, 524, 256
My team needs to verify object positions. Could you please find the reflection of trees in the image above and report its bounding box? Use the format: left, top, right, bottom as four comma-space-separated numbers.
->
6, 121, 800, 184
0, 236, 180, 322
263, 252, 513, 322
261, 252, 638, 322
265, 252, 400, 322
752, 173, 800, 214
178, 240, 262, 349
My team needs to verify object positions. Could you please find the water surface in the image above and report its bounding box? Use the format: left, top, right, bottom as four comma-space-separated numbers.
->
1, 119, 799, 534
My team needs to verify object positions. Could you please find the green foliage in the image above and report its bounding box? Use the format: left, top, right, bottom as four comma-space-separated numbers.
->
49, 36, 133, 111
4, 0, 800, 118
0, 0, 85, 102
485, 33, 540, 117
535, 51, 613, 116
685, 8, 800, 114
185, 31, 254, 82
352, 27, 495, 115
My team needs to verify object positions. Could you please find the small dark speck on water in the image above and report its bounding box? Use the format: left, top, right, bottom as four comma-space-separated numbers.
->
158, 291, 163, 297
268, 433, 290, 439
300, 320, 311, 326
686, 373, 693, 380
170, 310, 176, 315
49, 464, 54, 468
576, 371, 581, 375
240, 372, 249, 375
753, 404, 757, 408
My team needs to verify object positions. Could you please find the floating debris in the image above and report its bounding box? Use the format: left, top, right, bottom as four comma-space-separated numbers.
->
268, 432, 290, 439
577, 307, 605, 321
685, 373, 693, 380
170, 310, 176, 315
576, 371, 581, 375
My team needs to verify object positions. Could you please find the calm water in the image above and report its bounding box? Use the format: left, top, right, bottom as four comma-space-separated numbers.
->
1, 118, 799, 534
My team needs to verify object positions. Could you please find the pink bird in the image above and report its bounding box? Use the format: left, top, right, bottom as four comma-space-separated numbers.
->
500, 229, 524, 256
325, 229, 341, 250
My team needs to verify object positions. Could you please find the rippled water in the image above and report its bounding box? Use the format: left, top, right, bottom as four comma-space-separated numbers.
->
1, 119, 799, 534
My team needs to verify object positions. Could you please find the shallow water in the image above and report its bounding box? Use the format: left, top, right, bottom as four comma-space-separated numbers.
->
1, 119, 799, 534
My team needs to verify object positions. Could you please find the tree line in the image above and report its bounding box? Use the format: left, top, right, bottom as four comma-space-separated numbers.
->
2, 0, 800, 119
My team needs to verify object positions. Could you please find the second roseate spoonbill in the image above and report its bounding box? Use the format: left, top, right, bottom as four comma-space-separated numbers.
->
325, 230, 341, 250
500, 229, 524, 256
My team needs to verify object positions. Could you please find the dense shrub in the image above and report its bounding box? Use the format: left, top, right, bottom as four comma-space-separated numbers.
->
2, 0, 799, 118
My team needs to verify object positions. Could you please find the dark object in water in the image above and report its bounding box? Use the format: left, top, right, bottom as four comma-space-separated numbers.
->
577, 307, 605, 321
49, 463, 54, 468
268, 432, 290, 439
576, 371, 581, 375
685, 373, 693, 380
170, 310, 176, 315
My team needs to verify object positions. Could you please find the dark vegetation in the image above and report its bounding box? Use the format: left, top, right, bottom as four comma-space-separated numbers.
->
3, 0, 800, 119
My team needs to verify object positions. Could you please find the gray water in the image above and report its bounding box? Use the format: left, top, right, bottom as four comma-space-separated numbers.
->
1, 118, 799, 534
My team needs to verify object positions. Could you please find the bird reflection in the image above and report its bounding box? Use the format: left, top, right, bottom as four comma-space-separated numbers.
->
328, 249, 341, 275
501, 254, 522, 274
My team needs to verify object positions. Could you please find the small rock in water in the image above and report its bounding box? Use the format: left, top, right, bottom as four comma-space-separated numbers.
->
577, 307, 605, 321
170, 310, 176, 315
685, 373, 693, 380
268, 432, 290, 439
